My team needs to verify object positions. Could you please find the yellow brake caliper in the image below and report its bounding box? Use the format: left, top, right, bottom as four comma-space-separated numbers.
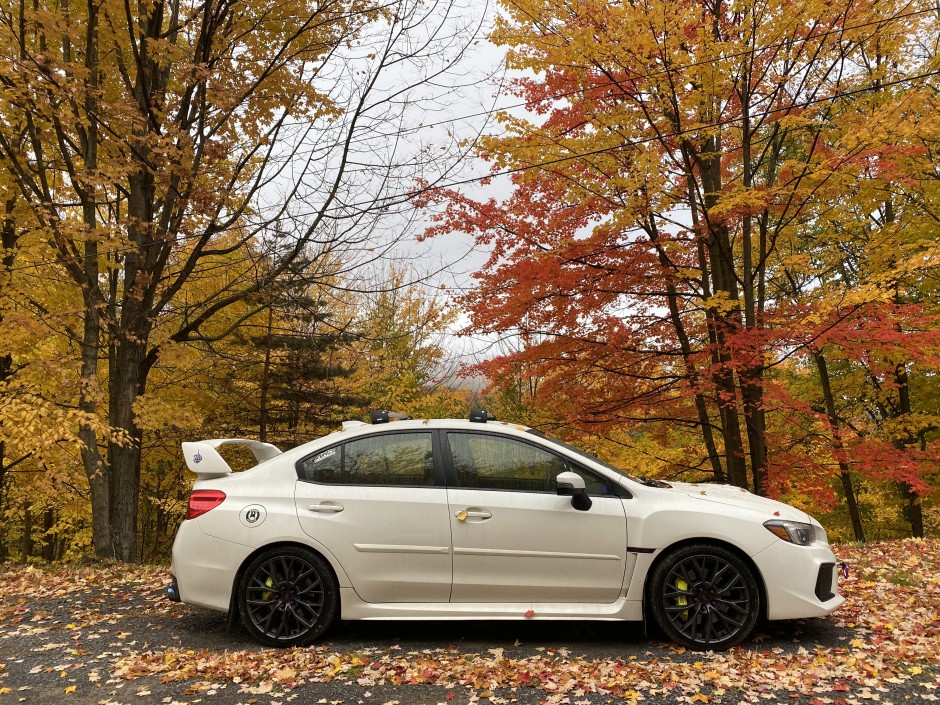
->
675, 578, 689, 621
263, 576, 274, 601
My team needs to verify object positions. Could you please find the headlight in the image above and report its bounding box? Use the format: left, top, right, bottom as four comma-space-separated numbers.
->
764, 519, 817, 546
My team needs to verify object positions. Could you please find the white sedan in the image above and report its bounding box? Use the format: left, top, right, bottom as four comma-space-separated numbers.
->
168, 411, 844, 650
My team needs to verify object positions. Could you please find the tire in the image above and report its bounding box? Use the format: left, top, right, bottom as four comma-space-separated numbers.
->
238, 546, 339, 647
648, 543, 759, 651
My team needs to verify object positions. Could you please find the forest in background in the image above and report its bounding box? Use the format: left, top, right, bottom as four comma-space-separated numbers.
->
423, 0, 940, 544
1, 0, 939, 563
0, 0, 485, 561
0, 264, 474, 562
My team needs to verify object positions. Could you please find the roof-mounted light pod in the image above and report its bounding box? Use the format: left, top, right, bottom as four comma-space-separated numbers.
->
469, 409, 497, 423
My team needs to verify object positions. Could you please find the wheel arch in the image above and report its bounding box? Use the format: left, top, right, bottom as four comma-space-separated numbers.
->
642, 537, 769, 622
227, 540, 342, 625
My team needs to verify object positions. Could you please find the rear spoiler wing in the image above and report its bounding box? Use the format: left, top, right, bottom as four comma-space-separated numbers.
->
182, 439, 282, 480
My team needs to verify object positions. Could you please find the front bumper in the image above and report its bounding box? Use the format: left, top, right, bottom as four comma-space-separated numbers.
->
752, 539, 845, 620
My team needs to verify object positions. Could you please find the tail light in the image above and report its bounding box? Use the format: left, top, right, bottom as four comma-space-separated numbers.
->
186, 490, 226, 520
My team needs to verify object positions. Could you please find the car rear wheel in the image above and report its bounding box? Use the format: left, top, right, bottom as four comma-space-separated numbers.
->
238, 546, 338, 647
649, 544, 759, 650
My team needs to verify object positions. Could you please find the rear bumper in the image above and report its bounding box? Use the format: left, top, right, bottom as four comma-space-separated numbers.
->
171, 518, 250, 612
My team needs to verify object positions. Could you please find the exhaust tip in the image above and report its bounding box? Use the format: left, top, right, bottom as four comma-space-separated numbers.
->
167, 576, 181, 602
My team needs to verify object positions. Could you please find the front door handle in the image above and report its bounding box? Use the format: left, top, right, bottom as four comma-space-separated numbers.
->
309, 502, 344, 513
455, 509, 492, 521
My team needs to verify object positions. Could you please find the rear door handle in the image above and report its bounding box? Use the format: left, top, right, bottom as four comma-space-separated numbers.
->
309, 503, 344, 513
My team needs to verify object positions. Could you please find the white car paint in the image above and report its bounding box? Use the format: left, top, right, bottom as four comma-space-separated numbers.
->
295, 482, 453, 603
446, 488, 628, 603
170, 417, 845, 649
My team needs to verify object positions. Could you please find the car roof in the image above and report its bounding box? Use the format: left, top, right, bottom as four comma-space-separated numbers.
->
338, 417, 533, 437
282, 417, 537, 461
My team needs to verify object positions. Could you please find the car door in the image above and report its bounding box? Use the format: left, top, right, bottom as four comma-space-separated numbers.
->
444, 431, 628, 603
294, 431, 452, 603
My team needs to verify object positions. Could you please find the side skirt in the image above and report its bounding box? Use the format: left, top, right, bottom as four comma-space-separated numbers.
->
339, 589, 644, 621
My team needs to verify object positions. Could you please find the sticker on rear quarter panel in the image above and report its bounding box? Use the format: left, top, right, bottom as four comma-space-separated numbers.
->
240, 504, 267, 527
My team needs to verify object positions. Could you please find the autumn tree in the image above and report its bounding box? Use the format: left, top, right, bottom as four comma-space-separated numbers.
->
0, 0, 483, 560
755, 30, 940, 538
197, 270, 363, 448
424, 0, 940, 530
339, 266, 464, 417
0, 184, 114, 559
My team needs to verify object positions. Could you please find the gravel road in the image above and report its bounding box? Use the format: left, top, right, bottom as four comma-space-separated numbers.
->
0, 566, 936, 705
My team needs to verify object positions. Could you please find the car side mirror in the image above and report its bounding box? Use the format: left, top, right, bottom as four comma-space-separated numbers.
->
556, 471, 592, 511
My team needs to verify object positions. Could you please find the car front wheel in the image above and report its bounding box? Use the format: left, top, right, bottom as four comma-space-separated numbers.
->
238, 546, 338, 647
649, 544, 759, 650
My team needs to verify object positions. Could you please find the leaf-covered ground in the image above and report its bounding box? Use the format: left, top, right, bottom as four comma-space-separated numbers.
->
0, 539, 938, 704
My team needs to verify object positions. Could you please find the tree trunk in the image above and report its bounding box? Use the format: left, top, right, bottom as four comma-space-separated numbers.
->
108, 327, 149, 562
104, 150, 163, 562
893, 361, 924, 537
21, 503, 32, 561
709, 307, 748, 488
0, 448, 8, 562
41, 508, 55, 562
814, 352, 865, 541
738, 53, 768, 496
681, 143, 746, 487
2, 198, 18, 559
897, 480, 924, 538
96, 39, 167, 559
69, 0, 116, 559
740, 371, 767, 494
80, 275, 112, 558
259, 307, 273, 442
647, 214, 725, 482
882, 193, 924, 538
699, 134, 748, 489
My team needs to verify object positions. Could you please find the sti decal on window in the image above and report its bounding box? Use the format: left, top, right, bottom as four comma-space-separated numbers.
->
314, 449, 336, 464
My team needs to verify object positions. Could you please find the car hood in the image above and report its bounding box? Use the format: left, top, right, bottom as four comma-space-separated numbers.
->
667, 481, 812, 523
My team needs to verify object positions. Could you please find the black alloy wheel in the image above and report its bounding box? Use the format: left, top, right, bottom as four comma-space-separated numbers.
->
649, 544, 759, 650
238, 546, 338, 647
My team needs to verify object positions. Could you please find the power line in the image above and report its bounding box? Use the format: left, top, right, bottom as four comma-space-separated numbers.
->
338, 67, 940, 207
4, 1, 933, 164
3, 1, 933, 181
2, 67, 938, 276
429, 5, 937, 130
273, 5, 938, 143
